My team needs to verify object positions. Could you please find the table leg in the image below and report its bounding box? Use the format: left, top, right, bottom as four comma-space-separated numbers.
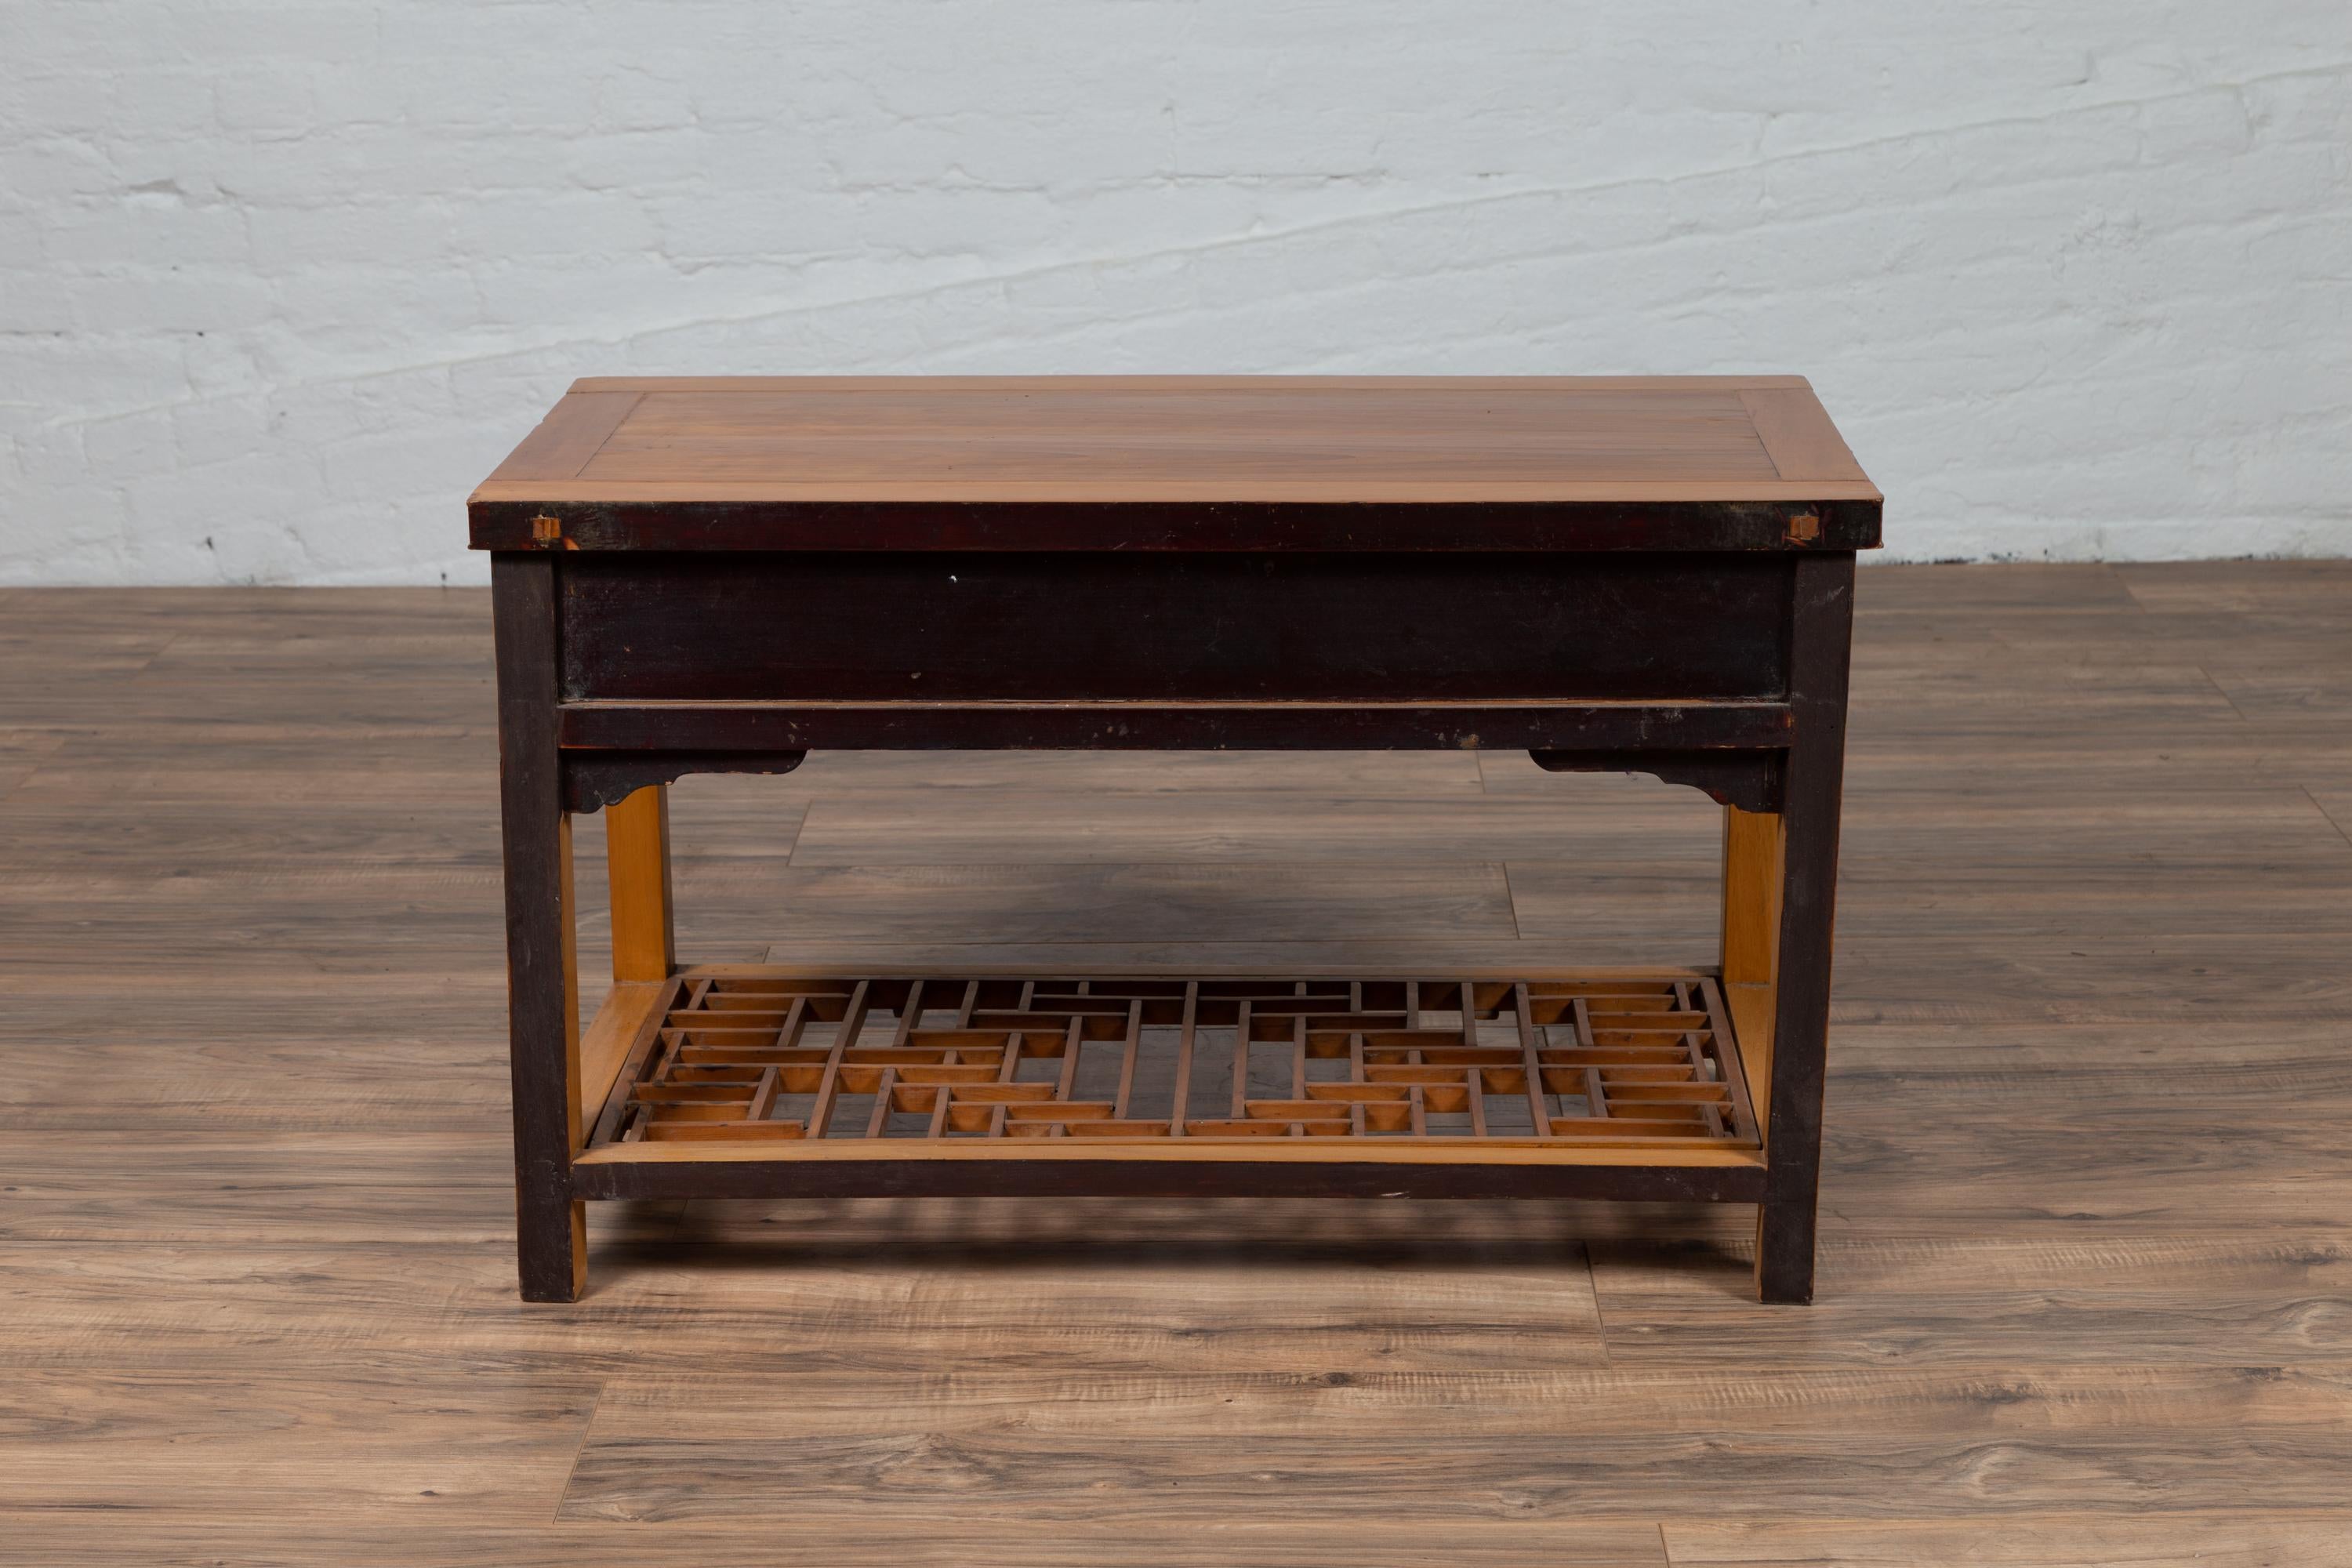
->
1719, 804, 1784, 1108
1755, 553, 1856, 1305
493, 554, 586, 1302
605, 784, 676, 982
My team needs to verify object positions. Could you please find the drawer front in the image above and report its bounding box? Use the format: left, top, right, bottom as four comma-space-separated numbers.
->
558, 552, 1792, 704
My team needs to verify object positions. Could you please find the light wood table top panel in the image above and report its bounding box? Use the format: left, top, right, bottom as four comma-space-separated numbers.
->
470, 376, 1879, 552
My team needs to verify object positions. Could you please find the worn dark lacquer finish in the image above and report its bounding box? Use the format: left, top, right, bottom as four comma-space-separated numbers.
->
562, 750, 808, 815
490, 554, 585, 1302
557, 699, 1793, 756
1755, 554, 1857, 1303
476, 375, 1876, 1303
559, 552, 1794, 704
1530, 749, 1786, 815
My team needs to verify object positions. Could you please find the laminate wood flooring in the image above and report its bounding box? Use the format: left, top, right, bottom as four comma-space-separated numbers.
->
2, 564, 2348, 1565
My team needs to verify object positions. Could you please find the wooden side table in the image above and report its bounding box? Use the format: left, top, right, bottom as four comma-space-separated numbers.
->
471, 376, 1879, 1304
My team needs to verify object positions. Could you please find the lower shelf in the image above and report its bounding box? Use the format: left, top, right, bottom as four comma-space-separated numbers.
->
579, 966, 1762, 1165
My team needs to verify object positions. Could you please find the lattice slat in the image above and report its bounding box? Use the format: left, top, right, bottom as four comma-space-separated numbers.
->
592, 973, 1759, 1151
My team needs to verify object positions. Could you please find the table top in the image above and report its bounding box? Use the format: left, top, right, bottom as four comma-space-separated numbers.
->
470, 376, 1880, 553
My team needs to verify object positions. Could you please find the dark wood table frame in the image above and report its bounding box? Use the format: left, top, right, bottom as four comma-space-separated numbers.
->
475, 376, 1878, 1304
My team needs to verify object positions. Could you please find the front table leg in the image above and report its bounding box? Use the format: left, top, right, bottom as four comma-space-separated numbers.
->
492, 554, 587, 1301
1755, 554, 1857, 1304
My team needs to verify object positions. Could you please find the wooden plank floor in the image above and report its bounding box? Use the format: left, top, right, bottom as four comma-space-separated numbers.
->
3, 564, 2350, 1566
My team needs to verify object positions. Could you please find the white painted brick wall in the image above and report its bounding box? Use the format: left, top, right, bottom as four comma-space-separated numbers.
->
2, 1, 2347, 584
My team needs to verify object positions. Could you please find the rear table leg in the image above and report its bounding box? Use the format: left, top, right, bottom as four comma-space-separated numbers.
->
605, 784, 676, 982
1719, 804, 1783, 1113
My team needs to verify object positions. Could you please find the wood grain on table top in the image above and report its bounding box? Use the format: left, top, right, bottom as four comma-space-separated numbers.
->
470, 376, 1880, 552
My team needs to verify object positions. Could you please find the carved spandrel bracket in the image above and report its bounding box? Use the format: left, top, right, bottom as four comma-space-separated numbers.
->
1527, 749, 1784, 815
563, 750, 809, 814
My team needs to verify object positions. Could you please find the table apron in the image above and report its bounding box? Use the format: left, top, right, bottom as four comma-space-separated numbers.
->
557, 699, 1795, 753
554, 550, 1797, 705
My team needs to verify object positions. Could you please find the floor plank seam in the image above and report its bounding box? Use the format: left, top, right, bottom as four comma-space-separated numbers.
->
1587, 1247, 1617, 1368
2195, 664, 2252, 723
2305, 786, 2352, 851
2107, 561, 2160, 615
125, 630, 186, 679
779, 801, 811, 866
554, 1378, 606, 1525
